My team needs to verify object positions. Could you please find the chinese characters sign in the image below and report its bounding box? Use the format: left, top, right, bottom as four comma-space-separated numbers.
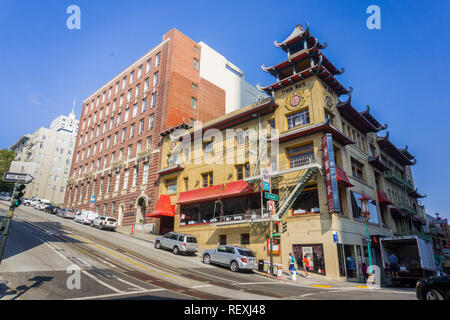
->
322, 134, 341, 214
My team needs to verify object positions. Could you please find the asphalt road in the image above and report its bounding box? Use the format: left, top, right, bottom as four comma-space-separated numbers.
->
0, 202, 417, 300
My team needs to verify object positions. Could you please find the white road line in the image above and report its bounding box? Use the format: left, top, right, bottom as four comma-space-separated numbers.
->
190, 284, 212, 289
112, 276, 146, 291
67, 288, 167, 300
237, 281, 281, 285
81, 270, 122, 293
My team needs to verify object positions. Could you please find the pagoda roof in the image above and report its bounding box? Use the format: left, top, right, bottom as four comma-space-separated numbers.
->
377, 131, 416, 166
257, 55, 350, 96
271, 121, 354, 146
399, 145, 415, 160
161, 121, 192, 137
274, 24, 317, 52
337, 93, 384, 134
368, 155, 391, 171
360, 105, 387, 131
261, 44, 344, 77
409, 188, 426, 199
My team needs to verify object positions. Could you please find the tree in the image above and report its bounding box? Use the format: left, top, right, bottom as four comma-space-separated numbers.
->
0, 149, 16, 192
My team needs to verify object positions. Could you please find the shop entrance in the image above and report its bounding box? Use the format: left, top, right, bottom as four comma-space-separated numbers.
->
344, 244, 358, 281
159, 216, 174, 235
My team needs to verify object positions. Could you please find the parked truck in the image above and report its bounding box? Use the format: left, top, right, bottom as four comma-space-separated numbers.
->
380, 235, 437, 287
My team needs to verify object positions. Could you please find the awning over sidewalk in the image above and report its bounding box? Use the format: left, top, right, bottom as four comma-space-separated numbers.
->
147, 195, 175, 218
335, 166, 354, 188
177, 180, 254, 205
377, 189, 393, 205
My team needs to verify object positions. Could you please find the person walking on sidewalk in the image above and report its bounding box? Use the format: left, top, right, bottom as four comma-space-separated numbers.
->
288, 253, 296, 272
362, 263, 368, 282
302, 254, 311, 278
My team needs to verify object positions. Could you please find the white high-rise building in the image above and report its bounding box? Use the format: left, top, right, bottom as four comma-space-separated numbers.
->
10, 108, 79, 205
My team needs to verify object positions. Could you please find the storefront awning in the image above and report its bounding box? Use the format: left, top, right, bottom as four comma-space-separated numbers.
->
147, 195, 175, 218
390, 207, 407, 219
335, 166, 354, 188
177, 180, 254, 205
377, 189, 392, 205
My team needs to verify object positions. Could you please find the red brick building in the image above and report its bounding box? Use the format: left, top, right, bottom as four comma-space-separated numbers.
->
64, 29, 251, 233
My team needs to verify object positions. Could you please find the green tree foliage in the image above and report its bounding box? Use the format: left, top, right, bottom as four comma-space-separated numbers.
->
0, 149, 16, 192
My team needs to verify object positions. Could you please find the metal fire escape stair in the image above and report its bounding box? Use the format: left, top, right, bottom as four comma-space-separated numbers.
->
275, 167, 318, 219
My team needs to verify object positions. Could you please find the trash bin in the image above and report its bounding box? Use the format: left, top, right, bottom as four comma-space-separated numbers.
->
258, 260, 264, 272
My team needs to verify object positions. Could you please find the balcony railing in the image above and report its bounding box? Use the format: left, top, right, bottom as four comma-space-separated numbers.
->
383, 170, 414, 192
180, 209, 272, 226
289, 154, 315, 169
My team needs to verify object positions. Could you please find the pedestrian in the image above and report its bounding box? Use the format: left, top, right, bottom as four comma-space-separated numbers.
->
362, 263, 368, 282
288, 253, 295, 272
302, 254, 311, 278
388, 252, 400, 278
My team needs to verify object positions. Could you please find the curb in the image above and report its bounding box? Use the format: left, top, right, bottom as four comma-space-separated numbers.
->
116, 229, 155, 245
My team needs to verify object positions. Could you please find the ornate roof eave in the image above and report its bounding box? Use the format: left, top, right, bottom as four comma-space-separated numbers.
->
161, 121, 192, 137
360, 105, 388, 132
409, 188, 426, 199
336, 93, 381, 134
274, 23, 310, 50
377, 131, 416, 166
399, 145, 415, 160
368, 155, 391, 171
257, 58, 350, 96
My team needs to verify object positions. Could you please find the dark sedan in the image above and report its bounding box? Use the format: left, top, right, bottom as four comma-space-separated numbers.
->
416, 275, 450, 300
44, 205, 60, 214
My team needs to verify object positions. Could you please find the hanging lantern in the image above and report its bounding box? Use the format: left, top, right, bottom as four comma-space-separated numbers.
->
359, 193, 370, 223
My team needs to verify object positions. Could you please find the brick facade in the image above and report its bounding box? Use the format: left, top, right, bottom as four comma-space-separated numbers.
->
64, 29, 226, 229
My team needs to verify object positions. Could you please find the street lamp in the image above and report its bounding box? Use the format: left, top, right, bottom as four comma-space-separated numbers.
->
359, 194, 373, 274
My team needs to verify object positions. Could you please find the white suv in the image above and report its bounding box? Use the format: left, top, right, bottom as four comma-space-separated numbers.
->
92, 216, 117, 231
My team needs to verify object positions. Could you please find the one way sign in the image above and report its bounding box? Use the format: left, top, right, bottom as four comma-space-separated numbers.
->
3, 172, 34, 184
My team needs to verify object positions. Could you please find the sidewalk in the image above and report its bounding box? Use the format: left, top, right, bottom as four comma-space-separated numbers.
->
115, 224, 158, 243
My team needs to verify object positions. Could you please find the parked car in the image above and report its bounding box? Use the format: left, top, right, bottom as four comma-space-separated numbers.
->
155, 232, 198, 255
416, 275, 450, 300
202, 245, 257, 272
44, 205, 60, 214
35, 199, 50, 210
0, 192, 11, 201
74, 211, 86, 223
57, 208, 76, 219
92, 216, 117, 231
22, 198, 33, 206
78, 210, 99, 225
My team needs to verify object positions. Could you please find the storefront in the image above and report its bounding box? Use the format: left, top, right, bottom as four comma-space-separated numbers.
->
292, 244, 326, 275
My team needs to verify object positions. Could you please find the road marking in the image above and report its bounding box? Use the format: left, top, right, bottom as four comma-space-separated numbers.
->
112, 276, 146, 291
81, 270, 122, 293
354, 285, 368, 288
237, 281, 280, 285
190, 284, 212, 289
67, 288, 166, 300
312, 285, 332, 288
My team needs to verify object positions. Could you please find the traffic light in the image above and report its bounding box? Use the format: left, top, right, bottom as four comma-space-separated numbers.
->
274, 221, 279, 233
11, 184, 25, 208
282, 221, 287, 233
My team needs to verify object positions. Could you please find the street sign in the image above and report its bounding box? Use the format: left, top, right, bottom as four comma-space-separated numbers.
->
262, 181, 270, 191
267, 200, 276, 212
265, 192, 278, 201
333, 231, 339, 243
90, 195, 95, 203
261, 167, 270, 183
3, 172, 34, 184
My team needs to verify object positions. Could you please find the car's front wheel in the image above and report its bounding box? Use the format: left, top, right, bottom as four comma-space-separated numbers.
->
426, 289, 444, 300
203, 254, 211, 264
155, 241, 162, 249
173, 246, 179, 255
230, 261, 239, 272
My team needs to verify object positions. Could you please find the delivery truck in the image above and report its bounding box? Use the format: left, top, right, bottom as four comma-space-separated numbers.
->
380, 235, 437, 287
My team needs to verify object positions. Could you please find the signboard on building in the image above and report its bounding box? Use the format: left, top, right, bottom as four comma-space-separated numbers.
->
267, 237, 280, 256
265, 192, 278, 201
333, 231, 339, 243
321, 134, 341, 214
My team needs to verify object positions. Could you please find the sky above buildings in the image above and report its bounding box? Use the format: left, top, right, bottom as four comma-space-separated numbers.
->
1, 0, 449, 219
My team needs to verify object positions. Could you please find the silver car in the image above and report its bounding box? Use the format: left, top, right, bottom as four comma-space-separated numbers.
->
202, 245, 257, 272
155, 232, 198, 255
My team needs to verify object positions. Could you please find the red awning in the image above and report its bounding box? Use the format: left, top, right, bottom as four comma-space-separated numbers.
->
377, 189, 392, 205
177, 180, 254, 205
147, 195, 175, 218
335, 166, 354, 188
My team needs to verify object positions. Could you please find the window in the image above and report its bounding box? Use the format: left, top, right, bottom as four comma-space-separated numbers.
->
287, 144, 315, 168
108, 87, 112, 99
191, 97, 197, 110
124, 109, 129, 122
151, 92, 156, 107
193, 58, 199, 70
168, 153, 178, 166
119, 148, 124, 160
102, 92, 106, 103
147, 136, 152, 149
144, 78, 149, 92
127, 89, 132, 103
149, 114, 154, 130
351, 158, 364, 181
194, 46, 200, 53
127, 144, 133, 159
122, 77, 127, 89
153, 72, 159, 86
155, 53, 160, 67
166, 179, 177, 195
132, 104, 138, 118
115, 82, 119, 94
120, 95, 124, 107
104, 155, 108, 168
138, 65, 142, 79
184, 177, 189, 191
139, 119, 144, 134
287, 109, 310, 129
122, 128, 127, 142
146, 59, 151, 73
132, 167, 138, 187
236, 129, 249, 145
143, 162, 149, 184
114, 132, 118, 146
202, 172, 213, 187
106, 136, 111, 149
236, 163, 250, 180
192, 82, 198, 90
135, 84, 140, 98
241, 233, 250, 245
112, 100, 117, 112
123, 169, 129, 189
219, 235, 226, 245
114, 172, 120, 192
137, 140, 142, 153
141, 98, 147, 113
111, 201, 115, 215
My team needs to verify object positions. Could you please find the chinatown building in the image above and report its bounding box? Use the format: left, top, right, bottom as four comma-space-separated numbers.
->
154, 24, 430, 282
63, 28, 261, 232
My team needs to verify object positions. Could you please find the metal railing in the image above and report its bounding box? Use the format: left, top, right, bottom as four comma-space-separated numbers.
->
289, 154, 315, 169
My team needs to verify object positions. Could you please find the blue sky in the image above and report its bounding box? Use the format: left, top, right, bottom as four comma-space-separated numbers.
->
1, 0, 449, 219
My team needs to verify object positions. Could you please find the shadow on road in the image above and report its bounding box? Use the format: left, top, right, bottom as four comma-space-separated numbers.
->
0, 276, 53, 300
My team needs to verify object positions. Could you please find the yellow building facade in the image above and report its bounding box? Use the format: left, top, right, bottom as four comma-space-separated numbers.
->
152, 25, 428, 282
